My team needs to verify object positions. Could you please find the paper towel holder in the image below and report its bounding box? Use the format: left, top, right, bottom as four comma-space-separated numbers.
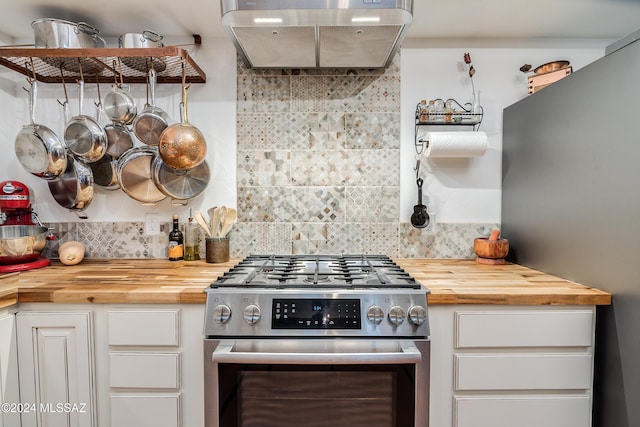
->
415, 97, 483, 154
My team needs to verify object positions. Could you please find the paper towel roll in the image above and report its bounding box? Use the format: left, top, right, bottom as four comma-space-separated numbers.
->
424, 131, 487, 158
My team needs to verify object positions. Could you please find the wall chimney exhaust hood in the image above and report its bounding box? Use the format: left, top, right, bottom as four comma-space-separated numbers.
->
220, 0, 413, 69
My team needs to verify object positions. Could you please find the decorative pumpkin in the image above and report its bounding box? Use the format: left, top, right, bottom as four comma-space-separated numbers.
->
58, 241, 85, 266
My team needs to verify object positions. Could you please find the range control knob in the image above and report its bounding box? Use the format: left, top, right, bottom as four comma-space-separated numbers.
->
408, 305, 428, 326
213, 304, 232, 324
387, 306, 406, 326
243, 304, 261, 324
367, 305, 385, 325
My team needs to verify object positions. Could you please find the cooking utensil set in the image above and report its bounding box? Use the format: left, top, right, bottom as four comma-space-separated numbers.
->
195, 206, 236, 238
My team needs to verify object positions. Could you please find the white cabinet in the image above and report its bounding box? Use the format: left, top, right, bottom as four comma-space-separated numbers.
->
16, 311, 96, 427
0, 311, 20, 427
429, 305, 596, 427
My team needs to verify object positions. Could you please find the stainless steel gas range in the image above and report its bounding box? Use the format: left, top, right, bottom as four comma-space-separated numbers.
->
203, 254, 430, 427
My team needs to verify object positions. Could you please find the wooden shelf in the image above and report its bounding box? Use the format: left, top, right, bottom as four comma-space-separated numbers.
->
0, 46, 206, 84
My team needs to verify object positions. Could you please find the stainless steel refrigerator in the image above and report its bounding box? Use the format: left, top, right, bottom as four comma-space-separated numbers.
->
502, 31, 640, 427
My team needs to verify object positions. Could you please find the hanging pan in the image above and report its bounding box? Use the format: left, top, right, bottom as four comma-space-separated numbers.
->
64, 66, 107, 163
151, 154, 210, 205
15, 75, 67, 180
48, 154, 94, 219
158, 65, 206, 170
116, 146, 167, 205
133, 68, 169, 146
103, 60, 137, 125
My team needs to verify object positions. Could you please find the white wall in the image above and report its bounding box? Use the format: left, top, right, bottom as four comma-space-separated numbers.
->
0, 38, 237, 223
400, 45, 603, 224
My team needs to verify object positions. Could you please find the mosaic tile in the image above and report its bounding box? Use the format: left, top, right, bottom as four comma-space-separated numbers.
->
290, 150, 346, 186
237, 76, 291, 113
341, 149, 399, 186
237, 150, 291, 186
345, 187, 399, 223
230, 222, 292, 257
345, 113, 401, 149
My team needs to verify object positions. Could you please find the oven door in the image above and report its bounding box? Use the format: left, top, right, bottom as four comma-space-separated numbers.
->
204, 339, 430, 427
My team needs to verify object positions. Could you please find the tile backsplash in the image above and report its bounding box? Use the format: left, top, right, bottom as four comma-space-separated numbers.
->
43, 53, 497, 260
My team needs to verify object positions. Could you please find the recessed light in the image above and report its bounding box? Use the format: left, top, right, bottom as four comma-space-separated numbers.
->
254, 18, 283, 24
351, 17, 381, 23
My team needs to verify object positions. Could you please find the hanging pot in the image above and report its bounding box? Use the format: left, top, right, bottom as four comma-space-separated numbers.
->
133, 69, 169, 146
104, 122, 134, 159
151, 154, 210, 204
15, 80, 67, 180
103, 61, 137, 125
158, 76, 206, 170
48, 154, 94, 218
64, 79, 107, 163
119, 30, 167, 73
116, 146, 167, 205
89, 153, 119, 190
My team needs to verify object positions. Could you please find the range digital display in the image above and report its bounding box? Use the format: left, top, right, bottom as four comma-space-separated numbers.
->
272, 298, 361, 329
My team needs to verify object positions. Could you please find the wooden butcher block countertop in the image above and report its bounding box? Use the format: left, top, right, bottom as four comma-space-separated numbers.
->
0, 259, 611, 308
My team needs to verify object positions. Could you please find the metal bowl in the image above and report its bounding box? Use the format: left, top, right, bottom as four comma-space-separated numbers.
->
534, 60, 570, 74
0, 225, 48, 264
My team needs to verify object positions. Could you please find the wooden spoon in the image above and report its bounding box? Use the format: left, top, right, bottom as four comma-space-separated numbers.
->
194, 211, 212, 237
219, 208, 237, 237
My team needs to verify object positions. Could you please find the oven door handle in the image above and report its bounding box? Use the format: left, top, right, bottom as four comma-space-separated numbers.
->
211, 341, 422, 365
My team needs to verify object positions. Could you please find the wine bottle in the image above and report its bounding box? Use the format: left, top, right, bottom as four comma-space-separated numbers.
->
168, 215, 184, 261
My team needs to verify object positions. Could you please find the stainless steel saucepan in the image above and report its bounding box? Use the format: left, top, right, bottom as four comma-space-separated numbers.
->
64, 79, 107, 163
48, 154, 94, 218
119, 30, 167, 72
133, 69, 169, 146
15, 80, 67, 180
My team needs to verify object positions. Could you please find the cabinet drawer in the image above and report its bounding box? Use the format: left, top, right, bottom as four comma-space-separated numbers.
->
454, 353, 592, 390
455, 310, 593, 348
108, 310, 180, 346
111, 394, 180, 427
454, 395, 590, 427
110, 353, 180, 389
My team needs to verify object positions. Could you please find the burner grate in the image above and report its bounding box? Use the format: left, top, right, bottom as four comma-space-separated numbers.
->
210, 255, 420, 289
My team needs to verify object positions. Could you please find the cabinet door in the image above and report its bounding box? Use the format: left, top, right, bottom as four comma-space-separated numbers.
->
0, 314, 20, 427
17, 312, 96, 427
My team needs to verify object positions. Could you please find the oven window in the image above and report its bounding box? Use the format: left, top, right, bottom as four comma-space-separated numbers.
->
218, 364, 415, 427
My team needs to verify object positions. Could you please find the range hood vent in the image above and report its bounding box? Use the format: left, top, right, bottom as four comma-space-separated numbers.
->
221, 0, 413, 69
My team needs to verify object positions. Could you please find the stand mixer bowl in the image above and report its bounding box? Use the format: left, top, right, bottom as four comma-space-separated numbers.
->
0, 225, 49, 264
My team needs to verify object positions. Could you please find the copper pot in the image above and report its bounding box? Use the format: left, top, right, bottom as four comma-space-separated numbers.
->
158, 81, 206, 170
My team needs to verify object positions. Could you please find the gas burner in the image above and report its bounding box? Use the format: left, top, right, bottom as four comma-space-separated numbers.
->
211, 254, 420, 290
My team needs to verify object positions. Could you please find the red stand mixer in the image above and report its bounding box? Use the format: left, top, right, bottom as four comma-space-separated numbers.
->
0, 181, 51, 272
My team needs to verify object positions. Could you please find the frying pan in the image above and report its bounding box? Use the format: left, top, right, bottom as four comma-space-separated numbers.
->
48, 154, 94, 218
158, 71, 206, 170
89, 153, 119, 190
64, 78, 107, 163
133, 69, 169, 146
15, 80, 67, 180
151, 154, 210, 203
116, 146, 167, 205
103, 61, 137, 125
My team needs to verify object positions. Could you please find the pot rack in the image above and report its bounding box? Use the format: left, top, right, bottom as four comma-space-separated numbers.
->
0, 47, 206, 84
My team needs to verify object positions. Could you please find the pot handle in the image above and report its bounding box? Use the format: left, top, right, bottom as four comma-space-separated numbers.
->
142, 29, 163, 43
171, 199, 189, 207
76, 22, 99, 37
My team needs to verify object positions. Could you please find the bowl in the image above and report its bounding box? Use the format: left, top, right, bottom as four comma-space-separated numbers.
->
0, 225, 48, 264
534, 60, 570, 75
474, 237, 509, 260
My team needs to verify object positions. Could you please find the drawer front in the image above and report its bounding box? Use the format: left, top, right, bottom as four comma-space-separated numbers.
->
110, 395, 180, 427
110, 353, 180, 389
455, 353, 592, 390
455, 310, 593, 348
454, 395, 590, 427
108, 310, 180, 346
